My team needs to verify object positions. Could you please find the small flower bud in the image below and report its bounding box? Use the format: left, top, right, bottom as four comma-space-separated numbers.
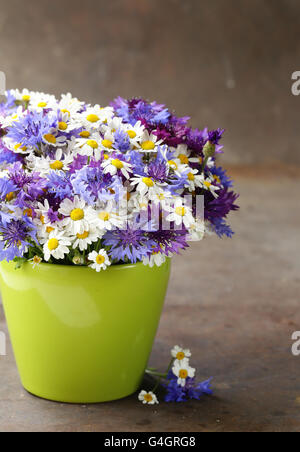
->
203, 141, 215, 158
73, 255, 83, 265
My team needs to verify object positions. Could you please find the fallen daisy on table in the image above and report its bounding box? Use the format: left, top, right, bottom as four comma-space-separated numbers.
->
138, 345, 213, 405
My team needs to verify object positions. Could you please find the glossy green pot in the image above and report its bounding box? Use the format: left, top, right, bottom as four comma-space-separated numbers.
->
0, 260, 171, 403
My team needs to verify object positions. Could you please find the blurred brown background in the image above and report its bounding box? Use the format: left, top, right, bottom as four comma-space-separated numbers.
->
0, 0, 299, 165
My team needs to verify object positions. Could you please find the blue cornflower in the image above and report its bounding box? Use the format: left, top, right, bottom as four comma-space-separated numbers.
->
0, 178, 17, 201
46, 171, 73, 201
0, 216, 37, 261
103, 227, 154, 264
8, 162, 46, 206
71, 166, 114, 204
210, 218, 234, 238
147, 160, 169, 183
114, 128, 131, 152
6, 111, 56, 148
164, 371, 213, 403
211, 166, 233, 188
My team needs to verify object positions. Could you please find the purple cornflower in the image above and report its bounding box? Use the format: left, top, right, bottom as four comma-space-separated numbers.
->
164, 371, 213, 403
0, 217, 37, 261
148, 229, 189, 255
71, 166, 114, 204
204, 188, 239, 222
114, 128, 131, 152
6, 111, 56, 148
8, 162, 46, 205
147, 160, 169, 183
103, 227, 154, 263
0, 178, 17, 201
46, 171, 73, 201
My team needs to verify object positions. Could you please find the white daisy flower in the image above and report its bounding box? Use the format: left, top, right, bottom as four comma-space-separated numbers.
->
184, 168, 204, 192
82, 105, 114, 130
72, 227, 101, 252
97, 129, 115, 153
43, 230, 72, 262
123, 121, 145, 146
138, 390, 159, 405
29, 92, 57, 112
27, 149, 73, 174
138, 130, 163, 153
2, 136, 32, 155
93, 200, 127, 232
0, 106, 26, 128
8, 88, 33, 103
188, 219, 205, 242
166, 198, 195, 228
102, 157, 132, 179
59, 93, 84, 117
171, 345, 192, 362
143, 251, 167, 268
29, 255, 42, 268
88, 249, 111, 272
173, 144, 192, 165
75, 132, 101, 157
42, 128, 67, 148
172, 359, 195, 387
59, 196, 95, 235
130, 175, 165, 199
200, 175, 221, 198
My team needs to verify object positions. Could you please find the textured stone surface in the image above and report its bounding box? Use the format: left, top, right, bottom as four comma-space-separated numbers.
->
0, 170, 300, 432
0, 0, 299, 164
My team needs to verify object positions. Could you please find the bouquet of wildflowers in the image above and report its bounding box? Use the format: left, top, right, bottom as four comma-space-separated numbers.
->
0, 90, 239, 270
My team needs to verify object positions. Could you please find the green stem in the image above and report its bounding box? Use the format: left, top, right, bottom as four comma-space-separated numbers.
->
151, 358, 174, 393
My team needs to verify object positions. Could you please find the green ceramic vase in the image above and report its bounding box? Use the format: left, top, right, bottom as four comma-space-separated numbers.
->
0, 260, 171, 403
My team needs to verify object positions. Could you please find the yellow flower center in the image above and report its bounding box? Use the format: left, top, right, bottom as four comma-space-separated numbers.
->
175, 206, 186, 217
23, 208, 33, 217
203, 181, 211, 188
127, 130, 137, 139
33, 256, 41, 264
77, 231, 89, 240
70, 208, 84, 221
46, 226, 54, 234
178, 154, 189, 165
179, 369, 188, 379
22, 95, 31, 102
112, 159, 124, 169
86, 139, 99, 149
5, 192, 14, 202
61, 109, 71, 117
98, 211, 110, 222
144, 393, 153, 403
14, 143, 27, 152
103, 154, 109, 160
188, 172, 195, 181
168, 160, 177, 169
214, 175, 221, 184
102, 139, 113, 149
86, 114, 100, 123
176, 352, 186, 361
40, 215, 45, 225
142, 177, 154, 187
141, 140, 155, 151
48, 238, 59, 251
50, 160, 64, 171
96, 254, 105, 265
58, 121, 68, 131
38, 102, 47, 108
44, 134, 57, 144
79, 131, 91, 138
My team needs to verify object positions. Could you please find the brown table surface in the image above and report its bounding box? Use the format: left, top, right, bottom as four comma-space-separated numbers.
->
1, 170, 300, 432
